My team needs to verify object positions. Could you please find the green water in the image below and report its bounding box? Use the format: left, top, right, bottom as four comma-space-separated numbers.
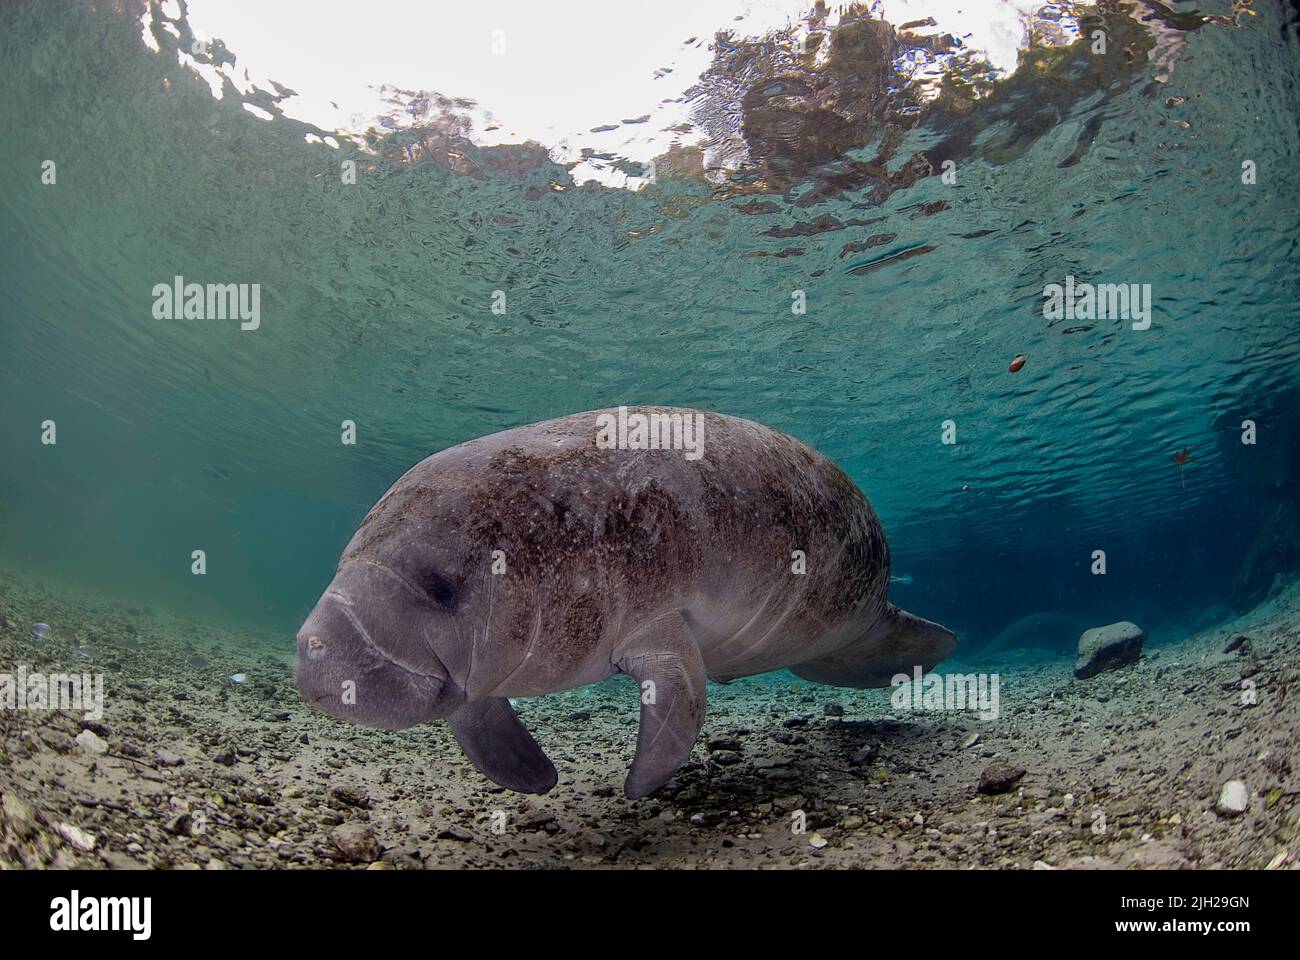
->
1, 0, 1298, 652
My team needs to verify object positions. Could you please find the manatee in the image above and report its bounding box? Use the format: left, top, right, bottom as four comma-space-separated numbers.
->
296, 406, 955, 797
973, 610, 1082, 662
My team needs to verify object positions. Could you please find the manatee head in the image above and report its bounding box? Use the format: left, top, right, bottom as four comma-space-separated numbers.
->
296, 471, 495, 729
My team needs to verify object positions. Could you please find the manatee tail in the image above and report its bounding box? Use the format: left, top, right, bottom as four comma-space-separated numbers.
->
790, 603, 956, 688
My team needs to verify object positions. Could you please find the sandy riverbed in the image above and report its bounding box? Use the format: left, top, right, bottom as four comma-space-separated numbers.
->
1, 569, 1297, 869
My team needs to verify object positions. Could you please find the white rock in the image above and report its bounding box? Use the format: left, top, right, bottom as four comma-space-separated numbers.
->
57, 823, 97, 852
1215, 780, 1249, 817
74, 729, 107, 755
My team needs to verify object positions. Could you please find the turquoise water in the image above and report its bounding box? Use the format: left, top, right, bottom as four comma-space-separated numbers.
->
1, 0, 1298, 656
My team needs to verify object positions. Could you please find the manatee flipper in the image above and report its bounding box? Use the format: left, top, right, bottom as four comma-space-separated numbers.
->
613, 610, 707, 799
447, 697, 558, 794
791, 603, 956, 688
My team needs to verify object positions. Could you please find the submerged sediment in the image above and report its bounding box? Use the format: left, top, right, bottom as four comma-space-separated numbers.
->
1, 569, 1297, 869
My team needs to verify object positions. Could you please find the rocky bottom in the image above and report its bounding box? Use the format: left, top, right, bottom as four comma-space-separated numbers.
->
1, 570, 1298, 869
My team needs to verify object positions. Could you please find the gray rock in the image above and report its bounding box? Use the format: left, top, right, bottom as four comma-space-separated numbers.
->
155, 749, 185, 767
1221, 634, 1248, 655
2, 793, 39, 839
977, 762, 1026, 795
331, 823, 379, 862
1074, 621, 1144, 679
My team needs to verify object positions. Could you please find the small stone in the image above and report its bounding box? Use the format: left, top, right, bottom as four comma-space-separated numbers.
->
808, 832, 828, 849
437, 827, 473, 843
2, 793, 38, 839
57, 823, 97, 852
1215, 780, 1249, 817
331, 823, 379, 862
977, 762, 1026, 795
164, 813, 193, 836
823, 703, 845, 717
329, 785, 372, 809
961, 732, 981, 749
74, 729, 108, 756
1222, 634, 1248, 654
711, 750, 742, 766
40, 730, 74, 753
155, 749, 185, 767
852, 743, 879, 764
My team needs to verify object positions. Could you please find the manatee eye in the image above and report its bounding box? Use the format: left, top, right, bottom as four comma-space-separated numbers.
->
425, 573, 456, 609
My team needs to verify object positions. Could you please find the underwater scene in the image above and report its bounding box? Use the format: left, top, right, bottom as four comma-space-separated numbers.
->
1, 0, 1299, 881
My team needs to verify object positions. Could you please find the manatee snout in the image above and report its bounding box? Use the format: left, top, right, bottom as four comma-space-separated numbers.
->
295, 561, 463, 730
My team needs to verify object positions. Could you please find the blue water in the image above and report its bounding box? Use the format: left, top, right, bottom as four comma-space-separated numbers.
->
0, 0, 1298, 661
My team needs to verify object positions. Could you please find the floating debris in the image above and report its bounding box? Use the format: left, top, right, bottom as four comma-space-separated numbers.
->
890, 573, 913, 586
32, 622, 49, 639
1009, 354, 1027, 372
227, 673, 249, 686
76, 645, 94, 660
